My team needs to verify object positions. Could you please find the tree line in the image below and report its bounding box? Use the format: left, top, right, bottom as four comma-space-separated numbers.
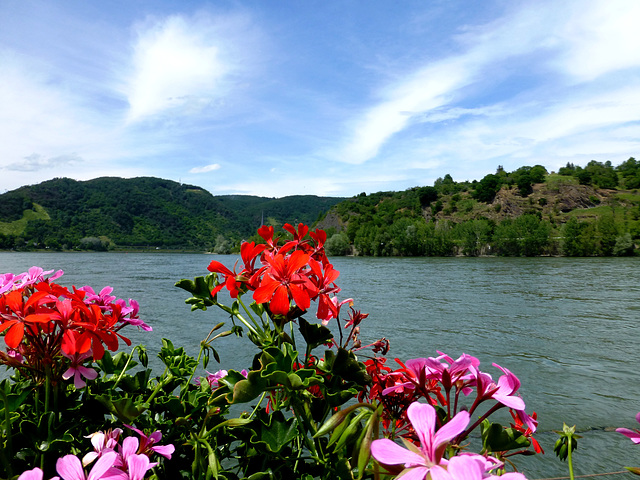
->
320, 157, 640, 257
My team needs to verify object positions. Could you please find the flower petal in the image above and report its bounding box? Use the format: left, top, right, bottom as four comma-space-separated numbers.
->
88, 451, 118, 480
407, 402, 437, 458
56, 455, 85, 480
434, 409, 470, 447
370, 438, 425, 467
617, 427, 640, 443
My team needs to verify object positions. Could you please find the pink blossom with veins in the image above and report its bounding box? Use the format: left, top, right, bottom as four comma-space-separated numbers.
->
18, 267, 63, 289
425, 352, 479, 395
115, 299, 151, 331
55, 451, 123, 480
472, 364, 537, 433
17, 467, 60, 480
0, 273, 23, 294
371, 401, 470, 480
124, 425, 175, 459
446, 455, 527, 480
78, 286, 116, 310
82, 428, 123, 467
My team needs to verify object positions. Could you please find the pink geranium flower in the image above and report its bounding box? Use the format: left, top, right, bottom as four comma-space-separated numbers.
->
124, 425, 175, 459
447, 455, 527, 480
62, 351, 98, 389
56, 451, 124, 480
82, 428, 123, 466
371, 401, 470, 480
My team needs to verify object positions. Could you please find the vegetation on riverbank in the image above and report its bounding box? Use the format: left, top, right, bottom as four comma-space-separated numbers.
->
318, 158, 640, 257
1, 157, 639, 256
0, 177, 342, 252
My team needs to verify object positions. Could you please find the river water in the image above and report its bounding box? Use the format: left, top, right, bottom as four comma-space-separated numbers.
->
1, 252, 639, 478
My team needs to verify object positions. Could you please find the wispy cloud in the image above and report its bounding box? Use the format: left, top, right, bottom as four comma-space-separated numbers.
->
333, 0, 640, 172
6, 153, 81, 172
189, 163, 221, 174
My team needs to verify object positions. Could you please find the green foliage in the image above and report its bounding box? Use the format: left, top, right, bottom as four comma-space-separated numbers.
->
493, 214, 551, 256
473, 173, 502, 203
0, 177, 343, 250
325, 233, 351, 256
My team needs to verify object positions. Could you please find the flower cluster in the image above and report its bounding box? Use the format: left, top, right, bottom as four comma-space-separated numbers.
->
207, 223, 374, 349
0, 267, 148, 386
371, 401, 527, 480
17, 426, 174, 480
362, 351, 540, 466
208, 223, 344, 322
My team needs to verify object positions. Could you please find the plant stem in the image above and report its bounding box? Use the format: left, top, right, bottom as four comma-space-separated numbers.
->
567, 437, 575, 480
0, 388, 13, 478
113, 347, 136, 390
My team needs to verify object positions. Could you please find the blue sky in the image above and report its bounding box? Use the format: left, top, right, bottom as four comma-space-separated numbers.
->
1, 1, 639, 198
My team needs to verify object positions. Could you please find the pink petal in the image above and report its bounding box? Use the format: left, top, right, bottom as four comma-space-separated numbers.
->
127, 454, 151, 480
56, 454, 86, 480
433, 410, 470, 449
152, 444, 175, 459
407, 402, 437, 458
78, 366, 98, 381
370, 438, 425, 467
617, 428, 640, 443
493, 393, 525, 410
447, 455, 484, 480
429, 465, 455, 480
396, 466, 432, 480
17, 468, 44, 480
121, 436, 140, 459
87, 451, 118, 480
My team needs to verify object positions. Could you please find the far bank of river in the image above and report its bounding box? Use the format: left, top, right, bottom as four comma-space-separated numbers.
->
1, 252, 639, 478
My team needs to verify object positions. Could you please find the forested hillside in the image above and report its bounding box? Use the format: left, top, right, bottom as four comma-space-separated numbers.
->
2, 158, 639, 256
0, 177, 343, 251
318, 157, 640, 257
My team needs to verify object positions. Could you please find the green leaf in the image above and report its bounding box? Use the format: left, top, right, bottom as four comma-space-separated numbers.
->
481, 421, 530, 452
328, 348, 370, 386
95, 395, 147, 423
251, 411, 298, 453
175, 274, 218, 311
298, 317, 333, 351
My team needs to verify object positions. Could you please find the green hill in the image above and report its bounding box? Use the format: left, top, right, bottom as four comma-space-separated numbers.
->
2, 157, 639, 256
317, 158, 640, 257
0, 177, 344, 251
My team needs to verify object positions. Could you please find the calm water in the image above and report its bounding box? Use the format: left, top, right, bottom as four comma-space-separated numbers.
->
1, 252, 639, 478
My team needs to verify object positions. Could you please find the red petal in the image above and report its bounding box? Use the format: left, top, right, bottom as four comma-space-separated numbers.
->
207, 261, 233, 276
253, 278, 279, 304
269, 285, 290, 315
289, 284, 310, 311
5, 322, 24, 349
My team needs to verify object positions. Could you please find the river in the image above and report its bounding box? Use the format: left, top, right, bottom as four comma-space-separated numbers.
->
1, 252, 639, 478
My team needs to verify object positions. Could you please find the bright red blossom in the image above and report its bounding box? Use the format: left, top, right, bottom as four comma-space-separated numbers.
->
0, 268, 144, 386
253, 250, 316, 315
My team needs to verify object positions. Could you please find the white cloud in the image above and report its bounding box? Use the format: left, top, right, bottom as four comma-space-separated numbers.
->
333, 0, 640, 172
189, 163, 221, 173
125, 13, 248, 123
5, 153, 81, 172
554, 0, 640, 80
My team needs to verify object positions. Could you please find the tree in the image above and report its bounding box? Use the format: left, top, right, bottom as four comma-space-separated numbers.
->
325, 233, 351, 256
493, 215, 550, 256
613, 233, 635, 256
472, 174, 502, 203
454, 220, 492, 256
561, 217, 594, 256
